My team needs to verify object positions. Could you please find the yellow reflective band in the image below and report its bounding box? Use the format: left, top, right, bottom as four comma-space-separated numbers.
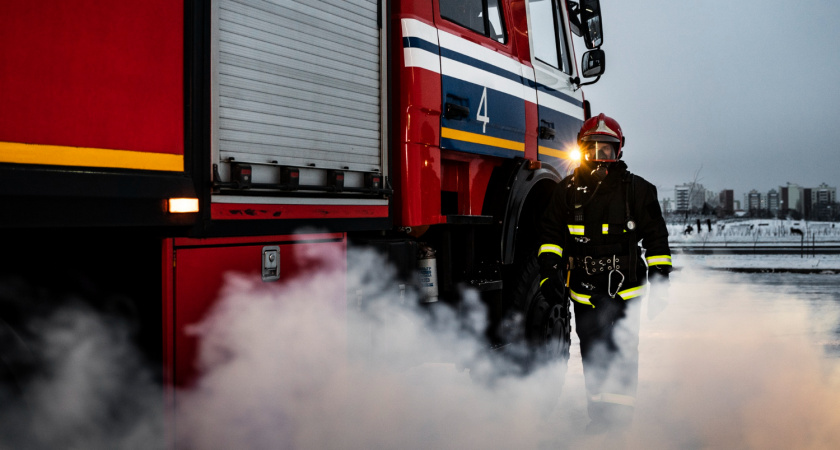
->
589, 393, 636, 407
441, 127, 525, 152
0, 141, 184, 172
540, 278, 548, 287
617, 285, 646, 300
568, 225, 584, 235
570, 289, 593, 307
646, 255, 672, 266
538, 244, 563, 257
602, 224, 609, 234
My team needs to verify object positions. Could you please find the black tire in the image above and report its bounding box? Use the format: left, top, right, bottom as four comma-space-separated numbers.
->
513, 253, 571, 368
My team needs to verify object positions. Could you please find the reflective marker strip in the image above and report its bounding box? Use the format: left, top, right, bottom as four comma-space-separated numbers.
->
441, 127, 525, 152
538, 244, 563, 257
589, 393, 636, 407
646, 255, 672, 266
540, 278, 547, 286
571, 286, 645, 304
568, 225, 584, 235
570, 289, 593, 307
617, 285, 646, 300
0, 141, 184, 172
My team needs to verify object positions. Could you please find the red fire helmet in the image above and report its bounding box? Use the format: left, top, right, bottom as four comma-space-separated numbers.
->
577, 113, 625, 161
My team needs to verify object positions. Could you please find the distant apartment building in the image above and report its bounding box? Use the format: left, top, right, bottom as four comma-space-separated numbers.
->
767, 189, 780, 215
804, 187, 812, 218
812, 183, 836, 205
660, 197, 672, 215
745, 190, 762, 212
719, 189, 734, 215
674, 186, 689, 212
780, 182, 804, 217
674, 182, 706, 212
810, 183, 837, 219
705, 190, 720, 208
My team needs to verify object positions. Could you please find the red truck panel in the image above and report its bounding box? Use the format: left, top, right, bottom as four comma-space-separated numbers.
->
0, 1, 184, 171
165, 233, 347, 387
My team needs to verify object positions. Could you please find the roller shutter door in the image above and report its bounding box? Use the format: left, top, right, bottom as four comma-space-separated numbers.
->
215, 0, 382, 174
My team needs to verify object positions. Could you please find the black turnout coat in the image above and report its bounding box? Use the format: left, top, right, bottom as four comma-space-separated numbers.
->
538, 161, 671, 306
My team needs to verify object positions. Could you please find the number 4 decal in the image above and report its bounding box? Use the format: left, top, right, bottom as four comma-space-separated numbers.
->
477, 87, 489, 133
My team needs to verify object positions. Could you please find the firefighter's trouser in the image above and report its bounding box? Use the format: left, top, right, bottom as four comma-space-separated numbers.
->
573, 293, 642, 426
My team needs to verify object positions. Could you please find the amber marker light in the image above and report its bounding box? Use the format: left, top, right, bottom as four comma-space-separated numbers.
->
168, 198, 199, 213
569, 147, 582, 161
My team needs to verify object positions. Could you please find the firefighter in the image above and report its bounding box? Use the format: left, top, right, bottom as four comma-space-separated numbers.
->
538, 113, 671, 432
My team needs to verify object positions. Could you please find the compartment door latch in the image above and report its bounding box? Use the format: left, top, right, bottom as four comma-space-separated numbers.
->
262, 246, 280, 282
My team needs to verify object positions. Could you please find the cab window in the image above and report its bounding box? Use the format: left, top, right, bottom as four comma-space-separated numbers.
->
529, 0, 571, 74
440, 0, 507, 43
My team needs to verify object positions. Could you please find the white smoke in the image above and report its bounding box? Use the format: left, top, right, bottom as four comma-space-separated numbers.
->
3, 249, 840, 449
176, 247, 568, 449
0, 303, 163, 450
175, 248, 840, 449
625, 263, 840, 450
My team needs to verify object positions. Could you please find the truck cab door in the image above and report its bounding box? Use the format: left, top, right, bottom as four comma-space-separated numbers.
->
527, 0, 585, 175
434, 0, 529, 159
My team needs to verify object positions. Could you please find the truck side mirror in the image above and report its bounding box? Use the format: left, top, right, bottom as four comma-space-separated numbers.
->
579, 0, 603, 49
581, 49, 605, 78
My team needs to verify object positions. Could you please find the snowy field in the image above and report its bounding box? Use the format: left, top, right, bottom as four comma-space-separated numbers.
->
668, 219, 840, 243
668, 218, 840, 246
674, 253, 840, 271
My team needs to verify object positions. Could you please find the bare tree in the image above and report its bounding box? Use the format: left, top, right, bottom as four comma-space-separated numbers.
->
681, 164, 704, 228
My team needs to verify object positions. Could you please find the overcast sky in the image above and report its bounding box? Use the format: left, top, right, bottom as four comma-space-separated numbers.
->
577, 0, 840, 201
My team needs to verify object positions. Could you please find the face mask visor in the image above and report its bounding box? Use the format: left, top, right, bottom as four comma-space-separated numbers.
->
581, 140, 619, 162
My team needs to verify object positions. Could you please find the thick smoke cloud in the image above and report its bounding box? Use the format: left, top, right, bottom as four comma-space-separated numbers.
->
0, 301, 163, 450
177, 248, 840, 449
2, 249, 840, 449
176, 247, 567, 449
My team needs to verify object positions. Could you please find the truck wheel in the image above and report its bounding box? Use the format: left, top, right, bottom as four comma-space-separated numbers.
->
514, 254, 571, 368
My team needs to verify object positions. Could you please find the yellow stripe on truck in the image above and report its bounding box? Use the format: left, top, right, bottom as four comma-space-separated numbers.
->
0, 141, 184, 172
441, 127, 525, 152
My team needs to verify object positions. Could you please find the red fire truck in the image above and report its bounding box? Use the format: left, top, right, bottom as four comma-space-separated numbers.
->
1, 0, 606, 394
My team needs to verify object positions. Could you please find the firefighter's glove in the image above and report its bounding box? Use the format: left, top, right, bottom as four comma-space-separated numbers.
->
647, 265, 671, 320
538, 252, 565, 301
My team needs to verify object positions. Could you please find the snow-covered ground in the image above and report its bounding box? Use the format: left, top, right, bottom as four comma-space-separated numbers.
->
674, 253, 840, 271
668, 218, 840, 245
